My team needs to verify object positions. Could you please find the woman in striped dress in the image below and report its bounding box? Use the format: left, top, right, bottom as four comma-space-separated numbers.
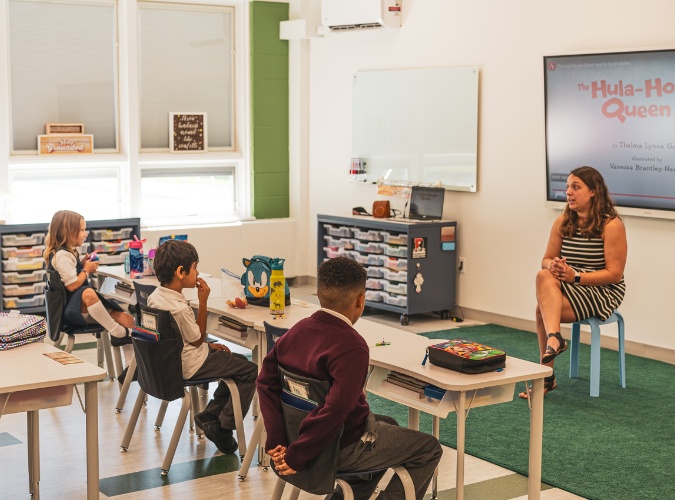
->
520, 166, 627, 398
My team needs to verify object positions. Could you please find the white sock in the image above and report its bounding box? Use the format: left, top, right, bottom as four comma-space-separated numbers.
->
87, 301, 127, 338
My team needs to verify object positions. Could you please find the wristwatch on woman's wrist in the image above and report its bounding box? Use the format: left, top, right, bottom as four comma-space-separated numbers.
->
574, 270, 581, 284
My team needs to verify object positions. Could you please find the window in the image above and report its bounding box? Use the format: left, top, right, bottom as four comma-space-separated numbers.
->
138, 2, 235, 150
9, 164, 125, 223
140, 165, 237, 226
8, 0, 118, 152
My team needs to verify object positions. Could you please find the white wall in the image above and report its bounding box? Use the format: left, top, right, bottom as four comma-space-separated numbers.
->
292, 0, 675, 351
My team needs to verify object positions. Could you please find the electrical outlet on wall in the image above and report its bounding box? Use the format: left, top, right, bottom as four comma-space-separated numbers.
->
458, 257, 466, 274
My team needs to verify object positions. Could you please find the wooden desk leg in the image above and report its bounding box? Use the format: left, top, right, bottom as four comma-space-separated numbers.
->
456, 391, 467, 500
27, 410, 40, 499
408, 408, 420, 430
84, 381, 100, 500
528, 377, 544, 500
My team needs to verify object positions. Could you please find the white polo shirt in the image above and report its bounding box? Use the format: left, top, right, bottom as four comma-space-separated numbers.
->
147, 286, 209, 379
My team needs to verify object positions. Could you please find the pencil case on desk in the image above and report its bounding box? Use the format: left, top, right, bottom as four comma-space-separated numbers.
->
427, 339, 506, 374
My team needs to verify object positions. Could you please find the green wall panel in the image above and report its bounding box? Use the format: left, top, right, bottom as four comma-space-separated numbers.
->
250, 2, 289, 219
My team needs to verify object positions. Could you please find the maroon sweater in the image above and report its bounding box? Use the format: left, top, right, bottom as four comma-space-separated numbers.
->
256, 310, 371, 472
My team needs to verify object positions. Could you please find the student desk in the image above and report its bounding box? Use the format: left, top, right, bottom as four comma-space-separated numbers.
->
0, 342, 107, 499
357, 320, 552, 500
95, 265, 221, 304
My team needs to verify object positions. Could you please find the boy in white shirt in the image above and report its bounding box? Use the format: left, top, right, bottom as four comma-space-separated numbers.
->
148, 240, 257, 454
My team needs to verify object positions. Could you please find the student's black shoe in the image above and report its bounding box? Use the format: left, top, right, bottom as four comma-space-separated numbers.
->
117, 366, 138, 385
195, 414, 238, 454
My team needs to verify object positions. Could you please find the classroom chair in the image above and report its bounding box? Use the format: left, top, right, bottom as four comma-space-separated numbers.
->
238, 321, 288, 480
114, 282, 157, 413
569, 309, 626, 397
120, 304, 246, 475
44, 269, 118, 380
269, 364, 415, 500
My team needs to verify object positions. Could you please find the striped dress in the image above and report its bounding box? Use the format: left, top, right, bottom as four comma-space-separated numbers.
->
560, 230, 626, 322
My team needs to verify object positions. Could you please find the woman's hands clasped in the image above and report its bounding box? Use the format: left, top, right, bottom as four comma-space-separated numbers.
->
548, 257, 569, 282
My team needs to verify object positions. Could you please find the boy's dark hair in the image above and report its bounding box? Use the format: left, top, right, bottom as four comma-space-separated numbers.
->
153, 240, 199, 286
317, 257, 367, 310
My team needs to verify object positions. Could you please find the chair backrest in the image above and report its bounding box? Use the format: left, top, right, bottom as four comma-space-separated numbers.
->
133, 282, 157, 323
262, 320, 288, 355
132, 304, 185, 401
273, 365, 342, 495
44, 269, 67, 342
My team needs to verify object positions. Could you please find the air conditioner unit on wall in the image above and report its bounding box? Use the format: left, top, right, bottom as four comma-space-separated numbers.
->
320, 0, 402, 32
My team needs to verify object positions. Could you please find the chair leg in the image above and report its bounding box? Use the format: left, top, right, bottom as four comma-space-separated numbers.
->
155, 400, 169, 431
161, 390, 192, 475
120, 389, 146, 451
99, 331, 116, 381
271, 477, 287, 500
115, 357, 136, 413
64, 334, 76, 354
590, 322, 602, 397
238, 414, 265, 480
569, 322, 581, 378
335, 479, 354, 500
221, 378, 247, 457
189, 387, 202, 436
391, 466, 416, 499
113, 345, 125, 381
617, 314, 626, 388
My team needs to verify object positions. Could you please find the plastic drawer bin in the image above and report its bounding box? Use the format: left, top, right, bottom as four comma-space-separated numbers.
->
366, 278, 387, 290
385, 245, 408, 258
337, 249, 361, 260
382, 233, 407, 245
366, 266, 385, 278
2, 282, 47, 297
356, 254, 386, 266
382, 292, 407, 307
1, 233, 45, 246
2, 295, 45, 309
355, 242, 386, 254
2, 258, 45, 272
353, 229, 384, 242
97, 251, 128, 265
323, 246, 339, 259
323, 236, 358, 250
91, 239, 132, 253
2, 270, 46, 284
383, 268, 408, 282
1, 245, 46, 259
323, 224, 353, 238
89, 227, 133, 241
385, 257, 408, 271
365, 290, 384, 302
385, 282, 408, 295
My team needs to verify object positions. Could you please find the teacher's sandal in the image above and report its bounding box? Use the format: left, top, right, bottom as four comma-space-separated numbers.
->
541, 332, 568, 364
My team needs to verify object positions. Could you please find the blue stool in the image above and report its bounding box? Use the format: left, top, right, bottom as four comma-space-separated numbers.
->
569, 310, 626, 397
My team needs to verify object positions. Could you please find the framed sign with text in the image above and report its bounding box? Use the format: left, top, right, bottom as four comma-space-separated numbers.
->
38, 134, 93, 155
170, 112, 207, 153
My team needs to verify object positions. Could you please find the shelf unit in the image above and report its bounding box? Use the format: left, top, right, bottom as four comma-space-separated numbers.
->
0, 218, 140, 314
317, 214, 457, 325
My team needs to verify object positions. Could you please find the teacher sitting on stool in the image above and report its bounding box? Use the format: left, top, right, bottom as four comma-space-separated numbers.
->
520, 166, 627, 398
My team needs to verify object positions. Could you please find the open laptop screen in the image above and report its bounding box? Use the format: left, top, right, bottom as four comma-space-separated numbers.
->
408, 186, 445, 220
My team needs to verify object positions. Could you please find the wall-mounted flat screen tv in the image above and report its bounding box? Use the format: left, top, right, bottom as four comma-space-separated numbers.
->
544, 48, 675, 219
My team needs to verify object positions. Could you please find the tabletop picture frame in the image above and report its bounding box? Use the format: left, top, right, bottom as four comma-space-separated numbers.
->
169, 112, 207, 153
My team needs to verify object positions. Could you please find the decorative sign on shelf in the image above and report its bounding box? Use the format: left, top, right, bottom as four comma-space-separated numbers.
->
45, 123, 85, 135
170, 112, 207, 153
37, 135, 94, 155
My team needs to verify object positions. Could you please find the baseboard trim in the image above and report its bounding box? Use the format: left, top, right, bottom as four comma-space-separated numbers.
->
457, 307, 675, 365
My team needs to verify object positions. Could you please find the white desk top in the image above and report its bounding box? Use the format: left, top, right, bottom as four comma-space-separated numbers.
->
201, 297, 319, 329
0, 343, 107, 393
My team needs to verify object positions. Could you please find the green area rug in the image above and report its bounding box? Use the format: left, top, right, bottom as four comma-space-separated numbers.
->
368, 324, 675, 500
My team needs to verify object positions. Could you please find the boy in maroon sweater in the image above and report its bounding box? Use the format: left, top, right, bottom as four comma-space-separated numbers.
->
257, 257, 442, 499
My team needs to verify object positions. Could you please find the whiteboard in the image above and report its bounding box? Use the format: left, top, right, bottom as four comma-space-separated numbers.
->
352, 66, 479, 191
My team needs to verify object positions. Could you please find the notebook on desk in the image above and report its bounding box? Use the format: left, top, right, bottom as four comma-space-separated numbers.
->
407, 186, 445, 220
